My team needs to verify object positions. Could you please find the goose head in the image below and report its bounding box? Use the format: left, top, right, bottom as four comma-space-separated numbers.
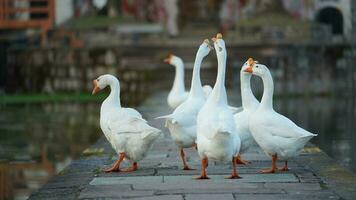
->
164, 54, 183, 67
92, 74, 120, 95
197, 39, 213, 58
242, 58, 258, 74
244, 58, 268, 77
212, 33, 226, 58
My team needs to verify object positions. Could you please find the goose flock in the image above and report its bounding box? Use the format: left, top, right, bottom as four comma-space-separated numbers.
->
92, 33, 317, 179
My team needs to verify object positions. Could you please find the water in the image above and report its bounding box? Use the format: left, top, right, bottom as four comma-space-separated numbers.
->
228, 93, 356, 172
277, 96, 356, 172
0, 102, 101, 200
0, 95, 355, 199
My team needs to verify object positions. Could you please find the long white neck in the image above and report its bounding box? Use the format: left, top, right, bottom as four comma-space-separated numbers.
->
103, 79, 121, 108
189, 54, 205, 97
210, 52, 227, 104
171, 60, 185, 93
240, 73, 259, 109
260, 71, 274, 110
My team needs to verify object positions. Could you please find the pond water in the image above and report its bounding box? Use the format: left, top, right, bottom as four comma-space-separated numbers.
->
0, 94, 355, 200
0, 102, 101, 200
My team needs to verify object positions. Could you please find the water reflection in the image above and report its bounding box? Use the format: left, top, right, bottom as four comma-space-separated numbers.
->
228, 93, 356, 172
0, 96, 355, 199
274, 96, 356, 172
0, 103, 101, 200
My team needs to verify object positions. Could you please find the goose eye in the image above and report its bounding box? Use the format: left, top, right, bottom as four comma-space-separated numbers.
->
256, 66, 259, 68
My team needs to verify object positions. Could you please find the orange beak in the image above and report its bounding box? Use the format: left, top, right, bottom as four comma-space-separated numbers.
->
92, 79, 101, 95
244, 66, 253, 73
164, 54, 172, 64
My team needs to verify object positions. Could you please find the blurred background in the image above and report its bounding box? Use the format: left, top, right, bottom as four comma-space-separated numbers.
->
0, 0, 355, 199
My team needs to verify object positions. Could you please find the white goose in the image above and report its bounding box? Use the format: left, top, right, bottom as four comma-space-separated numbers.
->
244, 62, 317, 173
92, 74, 161, 172
157, 39, 213, 170
164, 54, 240, 112
234, 58, 260, 164
196, 33, 241, 179
164, 55, 189, 109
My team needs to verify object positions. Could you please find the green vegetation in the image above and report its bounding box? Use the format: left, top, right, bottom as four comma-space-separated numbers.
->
0, 92, 108, 104
93, 166, 102, 174
58, 168, 69, 176
83, 148, 105, 157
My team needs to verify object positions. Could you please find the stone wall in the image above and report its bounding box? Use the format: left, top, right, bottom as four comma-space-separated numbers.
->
5, 48, 157, 105
337, 49, 356, 96
5, 43, 349, 103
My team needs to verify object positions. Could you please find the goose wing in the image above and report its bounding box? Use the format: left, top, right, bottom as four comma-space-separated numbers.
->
256, 112, 317, 139
108, 108, 158, 136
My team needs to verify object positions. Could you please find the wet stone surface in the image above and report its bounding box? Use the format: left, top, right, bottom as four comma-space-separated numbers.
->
28, 92, 356, 200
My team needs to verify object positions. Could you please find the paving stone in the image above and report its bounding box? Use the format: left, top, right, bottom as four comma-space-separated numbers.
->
134, 182, 262, 190
155, 188, 285, 195
79, 185, 154, 199
264, 182, 322, 191
157, 167, 301, 176
185, 194, 234, 200
163, 174, 298, 183
127, 195, 184, 200
234, 191, 341, 200
41, 175, 94, 189
29, 187, 78, 200
97, 168, 156, 177
28, 91, 356, 200
90, 176, 163, 185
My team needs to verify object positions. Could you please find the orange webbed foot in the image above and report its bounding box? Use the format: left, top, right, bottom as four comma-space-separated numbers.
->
279, 161, 289, 171
120, 162, 138, 172
236, 158, 251, 165
103, 167, 120, 173
120, 168, 137, 172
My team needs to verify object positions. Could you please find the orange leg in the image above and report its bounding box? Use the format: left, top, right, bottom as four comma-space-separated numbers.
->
121, 162, 138, 172
279, 161, 289, 171
259, 154, 278, 173
103, 153, 125, 173
226, 156, 242, 179
180, 148, 194, 170
194, 158, 210, 179
236, 154, 251, 165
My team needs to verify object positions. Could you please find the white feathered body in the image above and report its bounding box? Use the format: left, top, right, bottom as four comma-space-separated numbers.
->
167, 90, 189, 109
100, 102, 161, 162
167, 84, 212, 110
197, 101, 241, 163
234, 108, 256, 153
250, 108, 316, 160
165, 95, 206, 148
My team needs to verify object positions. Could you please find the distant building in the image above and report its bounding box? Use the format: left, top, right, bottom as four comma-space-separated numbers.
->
283, 0, 351, 39
0, 0, 74, 43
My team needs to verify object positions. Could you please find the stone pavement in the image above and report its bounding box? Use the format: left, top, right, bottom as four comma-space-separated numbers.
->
29, 91, 356, 200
